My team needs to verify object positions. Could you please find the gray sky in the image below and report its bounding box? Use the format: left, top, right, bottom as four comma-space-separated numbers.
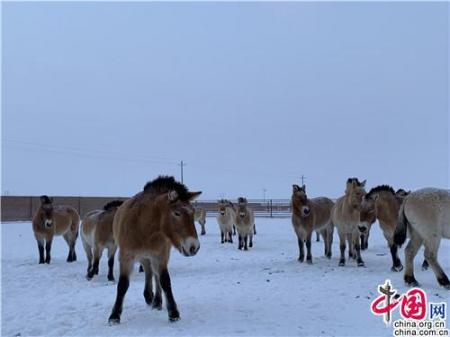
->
2, 2, 449, 199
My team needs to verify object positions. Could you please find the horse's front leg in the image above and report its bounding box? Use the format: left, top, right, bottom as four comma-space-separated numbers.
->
306, 230, 313, 264
338, 229, 346, 266
109, 255, 133, 324
389, 243, 403, 272
159, 267, 180, 322
352, 231, 364, 267
45, 238, 53, 264
36, 238, 45, 264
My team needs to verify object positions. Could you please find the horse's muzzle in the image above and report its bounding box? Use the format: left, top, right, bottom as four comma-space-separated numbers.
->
44, 220, 53, 228
180, 237, 200, 257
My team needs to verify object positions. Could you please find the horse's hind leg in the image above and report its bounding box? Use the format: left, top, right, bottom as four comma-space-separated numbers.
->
88, 245, 103, 278
253, 224, 257, 235
63, 233, 76, 262
109, 253, 134, 324
404, 228, 422, 287
233, 224, 236, 236
82, 240, 93, 279
423, 237, 450, 288
422, 259, 429, 271
141, 259, 154, 305
316, 231, 320, 242
107, 245, 117, 281
352, 231, 364, 267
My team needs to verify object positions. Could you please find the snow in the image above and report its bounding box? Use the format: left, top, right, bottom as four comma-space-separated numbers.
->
2, 218, 449, 336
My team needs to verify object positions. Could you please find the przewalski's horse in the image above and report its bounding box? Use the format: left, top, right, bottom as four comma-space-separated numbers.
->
32, 196, 80, 264
359, 185, 409, 272
291, 185, 334, 263
194, 206, 207, 235
80, 200, 124, 281
331, 178, 366, 267
394, 188, 450, 289
359, 187, 411, 251
216, 199, 235, 243
109, 176, 201, 324
235, 197, 255, 250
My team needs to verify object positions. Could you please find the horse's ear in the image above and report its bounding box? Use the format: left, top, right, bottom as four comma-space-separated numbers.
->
188, 191, 202, 201
361, 180, 367, 188
302, 184, 306, 192
293, 185, 301, 192
49, 197, 54, 203
168, 190, 179, 202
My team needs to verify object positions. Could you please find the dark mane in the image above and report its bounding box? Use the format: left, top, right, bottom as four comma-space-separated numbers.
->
103, 200, 124, 211
347, 177, 363, 186
143, 176, 190, 201
40, 195, 52, 204
365, 185, 395, 200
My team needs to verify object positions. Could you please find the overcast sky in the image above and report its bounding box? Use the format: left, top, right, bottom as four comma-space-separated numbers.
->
2, 2, 449, 200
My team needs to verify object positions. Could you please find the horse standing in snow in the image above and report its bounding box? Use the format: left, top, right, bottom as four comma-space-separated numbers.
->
194, 206, 207, 235
32, 196, 80, 264
80, 200, 124, 281
216, 199, 235, 243
331, 178, 367, 267
235, 197, 255, 250
108, 176, 201, 324
291, 184, 334, 263
394, 188, 450, 289
359, 185, 409, 271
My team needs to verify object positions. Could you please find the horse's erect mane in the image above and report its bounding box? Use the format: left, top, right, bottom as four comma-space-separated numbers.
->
143, 176, 190, 201
365, 185, 395, 200
347, 177, 363, 186
103, 200, 124, 211
40, 195, 52, 204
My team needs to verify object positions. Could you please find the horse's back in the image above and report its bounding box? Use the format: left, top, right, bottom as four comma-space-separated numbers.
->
54, 205, 80, 236
81, 210, 102, 245
312, 197, 334, 225
405, 188, 450, 239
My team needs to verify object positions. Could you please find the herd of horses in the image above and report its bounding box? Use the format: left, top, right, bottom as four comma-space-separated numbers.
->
31, 176, 450, 324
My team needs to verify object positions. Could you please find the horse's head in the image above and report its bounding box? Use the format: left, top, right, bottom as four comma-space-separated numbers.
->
159, 190, 202, 257
359, 194, 376, 233
217, 199, 228, 216
292, 184, 311, 217
237, 197, 248, 218
345, 178, 366, 211
39, 195, 54, 228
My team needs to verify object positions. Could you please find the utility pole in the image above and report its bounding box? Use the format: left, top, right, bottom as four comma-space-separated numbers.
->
262, 188, 267, 201
178, 161, 186, 183
301, 174, 305, 186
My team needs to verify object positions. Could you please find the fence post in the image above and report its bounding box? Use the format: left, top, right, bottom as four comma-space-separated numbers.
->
270, 199, 273, 218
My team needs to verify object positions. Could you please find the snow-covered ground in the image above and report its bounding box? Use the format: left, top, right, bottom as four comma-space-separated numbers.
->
2, 218, 449, 337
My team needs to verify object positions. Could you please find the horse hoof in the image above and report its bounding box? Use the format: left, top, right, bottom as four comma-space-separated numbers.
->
339, 261, 345, 267
306, 260, 313, 265
108, 276, 115, 282
391, 265, 403, 272
169, 316, 180, 322
357, 263, 365, 267
422, 265, 429, 271
108, 317, 120, 325
152, 301, 162, 310
86, 275, 93, 281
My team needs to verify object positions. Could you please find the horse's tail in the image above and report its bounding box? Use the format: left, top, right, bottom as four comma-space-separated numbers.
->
394, 201, 408, 247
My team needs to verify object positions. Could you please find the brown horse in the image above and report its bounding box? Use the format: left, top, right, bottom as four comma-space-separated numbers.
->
291, 184, 334, 263
108, 176, 201, 324
216, 199, 235, 243
359, 185, 409, 272
80, 200, 124, 281
32, 195, 80, 264
331, 178, 366, 267
235, 197, 255, 250
194, 206, 207, 235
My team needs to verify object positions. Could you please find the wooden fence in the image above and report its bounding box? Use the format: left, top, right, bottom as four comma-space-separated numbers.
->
0, 196, 292, 222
